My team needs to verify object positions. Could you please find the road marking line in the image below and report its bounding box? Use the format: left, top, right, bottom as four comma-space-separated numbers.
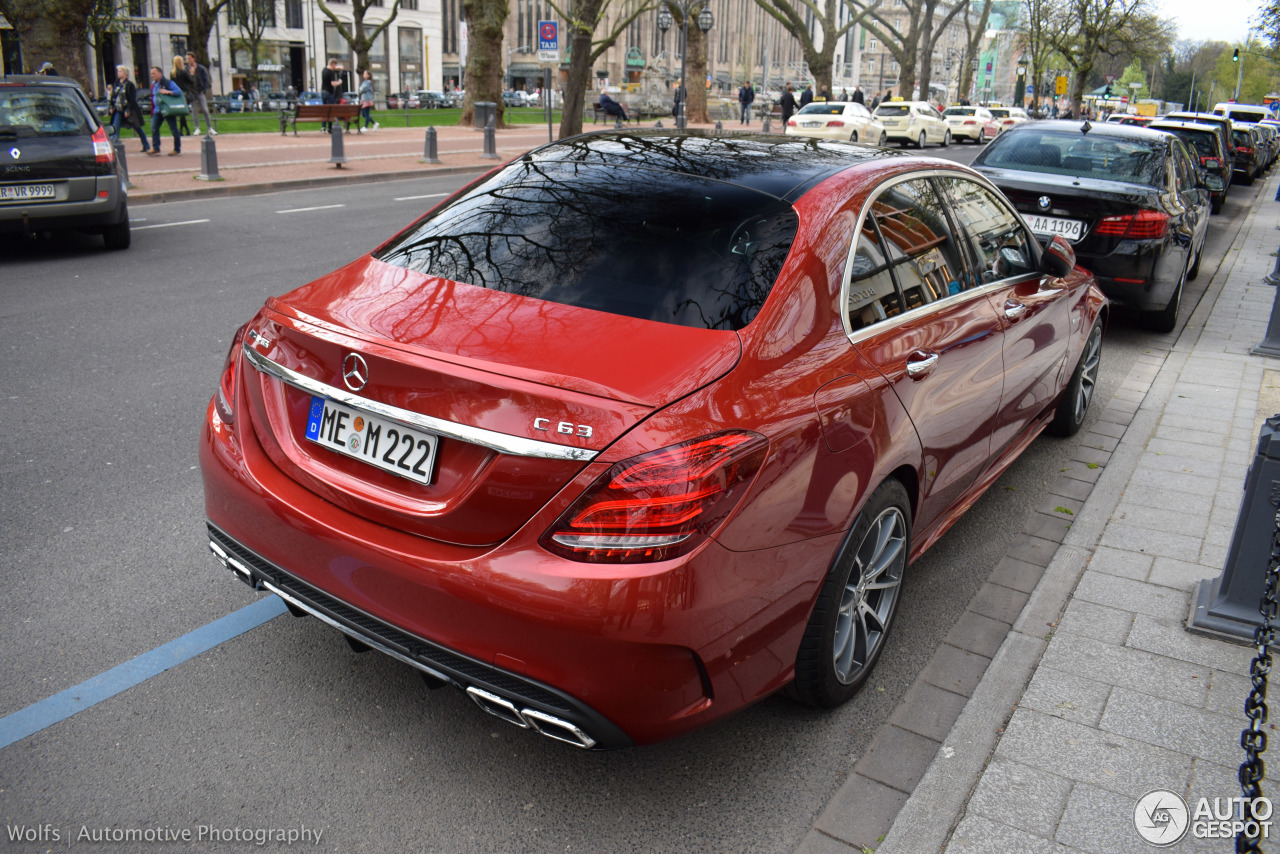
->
393, 193, 448, 201
130, 219, 211, 230
277, 204, 346, 213
0, 595, 287, 750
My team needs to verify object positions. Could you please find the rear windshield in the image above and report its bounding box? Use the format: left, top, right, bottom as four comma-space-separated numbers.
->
989, 109, 1011, 118
0, 88, 94, 138
797, 103, 845, 116
944, 108, 976, 116
875, 105, 910, 117
1158, 128, 1217, 157
1234, 129, 1256, 146
977, 129, 1165, 185
375, 160, 799, 331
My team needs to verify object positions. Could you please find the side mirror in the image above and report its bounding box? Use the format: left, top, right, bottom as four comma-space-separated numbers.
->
1040, 234, 1075, 278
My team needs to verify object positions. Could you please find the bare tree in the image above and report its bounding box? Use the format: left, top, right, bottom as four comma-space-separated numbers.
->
180, 0, 232, 67
551, 0, 652, 137
913, 0, 970, 104
316, 0, 403, 78
87, 0, 129, 95
229, 0, 277, 92
856, 0, 968, 102
956, 0, 993, 100
753, 0, 864, 97
0, 0, 97, 85
1042, 0, 1172, 112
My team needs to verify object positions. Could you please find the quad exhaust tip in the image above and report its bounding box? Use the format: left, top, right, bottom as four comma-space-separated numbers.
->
466, 687, 597, 749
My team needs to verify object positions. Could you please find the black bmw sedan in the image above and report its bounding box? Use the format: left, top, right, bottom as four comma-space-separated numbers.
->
972, 120, 1219, 332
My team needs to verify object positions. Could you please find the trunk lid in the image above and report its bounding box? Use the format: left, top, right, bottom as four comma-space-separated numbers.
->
239, 256, 742, 546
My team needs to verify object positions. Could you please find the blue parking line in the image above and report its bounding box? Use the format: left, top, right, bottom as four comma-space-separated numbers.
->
0, 596, 287, 750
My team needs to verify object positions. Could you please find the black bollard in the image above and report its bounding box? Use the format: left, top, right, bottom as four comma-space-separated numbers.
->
420, 125, 440, 164
112, 137, 135, 190
196, 134, 222, 181
480, 114, 499, 160
328, 121, 347, 168
763, 115, 771, 134
1191, 414, 1280, 640
654, 120, 663, 129
1254, 280, 1280, 357
715, 120, 722, 133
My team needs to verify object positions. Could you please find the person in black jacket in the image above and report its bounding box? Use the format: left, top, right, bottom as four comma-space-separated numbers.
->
780, 83, 797, 125
799, 84, 813, 107
108, 65, 150, 153
599, 91, 628, 122
186, 52, 217, 135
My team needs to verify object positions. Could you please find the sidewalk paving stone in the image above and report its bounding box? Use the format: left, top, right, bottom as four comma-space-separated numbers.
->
1098, 687, 1242, 768
966, 755, 1072, 837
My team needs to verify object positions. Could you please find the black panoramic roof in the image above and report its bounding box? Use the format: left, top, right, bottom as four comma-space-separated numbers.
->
521, 130, 908, 202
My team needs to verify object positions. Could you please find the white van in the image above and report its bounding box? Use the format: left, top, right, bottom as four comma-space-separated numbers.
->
1214, 102, 1272, 124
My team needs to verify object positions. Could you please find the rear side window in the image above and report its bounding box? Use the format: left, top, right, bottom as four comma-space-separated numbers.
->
944, 108, 976, 117
0, 89, 94, 137
935, 177, 1037, 284
1162, 129, 1217, 158
847, 178, 966, 331
376, 160, 799, 331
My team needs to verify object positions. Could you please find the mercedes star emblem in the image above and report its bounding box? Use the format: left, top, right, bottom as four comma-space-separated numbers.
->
342, 353, 369, 391
1037, 195, 1052, 211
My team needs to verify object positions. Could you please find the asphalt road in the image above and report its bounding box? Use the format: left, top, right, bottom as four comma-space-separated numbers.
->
0, 148, 1261, 853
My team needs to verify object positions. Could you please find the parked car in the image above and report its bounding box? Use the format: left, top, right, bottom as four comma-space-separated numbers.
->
784, 100, 887, 145
1243, 121, 1279, 170
1105, 113, 1155, 127
1148, 119, 1232, 213
972, 120, 1217, 331
1164, 111, 1236, 176
201, 130, 1106, 749
0, 74, 130, 249
942, 105, 999, 143
387, 91, 419, 109
1213, 101, 1271, 126
415, 90, 455, 109
1230, 125, 1262, 184
297, 90, 324, 106
988, 106, 1032, 133
872, 98, 950, 147
262, 92, 291, 110
502, 90, 531, 108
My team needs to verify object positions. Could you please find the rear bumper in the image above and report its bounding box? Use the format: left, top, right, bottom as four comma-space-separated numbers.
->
1077, 239, 1183, 312
0, 175, 126, 234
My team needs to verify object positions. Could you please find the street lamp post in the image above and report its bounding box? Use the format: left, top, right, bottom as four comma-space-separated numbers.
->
656, 0, 714, 129
1015, 58, 1027, 109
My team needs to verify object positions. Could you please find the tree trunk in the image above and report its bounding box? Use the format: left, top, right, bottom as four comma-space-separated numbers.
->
459, 0, 508, 128
0, 0, 94, 86
958, 0, 993, 101
179, 0, 228, 68
558, 19, 595, 138
687, 21, 709, 123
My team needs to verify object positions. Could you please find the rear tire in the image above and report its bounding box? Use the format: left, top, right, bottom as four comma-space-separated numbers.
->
916, 131, 926, 149
941, 130, 951, 147
879, 132, 888, 147
1049, 317, 1103, 437
1146, 258, 1187, 333
1189, 240, 1203, 280
102, 203, 130, 251
788, 480, 910, 708
849, 129, 859, 143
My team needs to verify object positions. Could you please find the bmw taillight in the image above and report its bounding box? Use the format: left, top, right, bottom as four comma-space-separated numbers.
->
541, 431, 768, 563
1094, 209, 1170, 240
1239, 146, 1255, 156
215, 325, 248, 424
91, 126, 115, 164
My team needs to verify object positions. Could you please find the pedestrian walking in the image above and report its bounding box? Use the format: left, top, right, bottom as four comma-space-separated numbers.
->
171, 56, 195, 136
147, 66, 182, 156
852, 86, 864, 105
871, 91, 881, 109
780, 83, 797, 125
672, 77, 685, 121
108, 65, 149, 154
186, 52, 217, 135
800, 84, 813, 107
358, 70, 379, 132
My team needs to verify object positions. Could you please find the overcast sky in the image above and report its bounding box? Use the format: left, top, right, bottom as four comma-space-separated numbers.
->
1156, 0, 1258, 43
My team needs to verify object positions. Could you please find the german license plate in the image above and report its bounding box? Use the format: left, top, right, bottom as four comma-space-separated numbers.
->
304, 396, 438, 486
0, 183, 55, 202
802, 121, 823, 127
1026, 214, 1086, 242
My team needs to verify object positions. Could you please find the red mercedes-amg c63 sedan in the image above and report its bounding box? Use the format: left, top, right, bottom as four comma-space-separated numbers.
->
201, 131, 1106, 749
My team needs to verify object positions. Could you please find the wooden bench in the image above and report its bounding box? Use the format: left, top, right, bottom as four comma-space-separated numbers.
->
279, 104, 361, 136
590, 104, 640, 125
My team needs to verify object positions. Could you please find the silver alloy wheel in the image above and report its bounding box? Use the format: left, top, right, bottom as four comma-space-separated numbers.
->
833, 505, 906, 684
1071, 324, 1102, 425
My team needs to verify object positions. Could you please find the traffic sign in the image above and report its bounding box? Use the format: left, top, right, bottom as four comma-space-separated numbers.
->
1104, 74, 1116, 84
538, 20, 558, 51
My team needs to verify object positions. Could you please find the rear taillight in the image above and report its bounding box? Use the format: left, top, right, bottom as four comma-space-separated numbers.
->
1094, 209, 1170, 240
1238, 146, 1255, 156
828, 120, 846, 127
963, 120, 976, 125
215, 325, 248, 424
91, 125, 115, 164
787, 119, 796, 127
541, 431, 768, 564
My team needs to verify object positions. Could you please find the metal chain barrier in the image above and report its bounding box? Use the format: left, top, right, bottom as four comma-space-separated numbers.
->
1238, 509, 1280, 853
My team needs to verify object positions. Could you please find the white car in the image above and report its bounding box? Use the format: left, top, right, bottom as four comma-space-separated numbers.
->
942, 106, 999, 143
785, 101, 888, 145
988, 106, 1031, 134
873, 99, 950, 148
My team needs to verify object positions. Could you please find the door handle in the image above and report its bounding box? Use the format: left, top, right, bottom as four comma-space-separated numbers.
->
906, 352, 939, 379
1004, 300, 1027, 321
